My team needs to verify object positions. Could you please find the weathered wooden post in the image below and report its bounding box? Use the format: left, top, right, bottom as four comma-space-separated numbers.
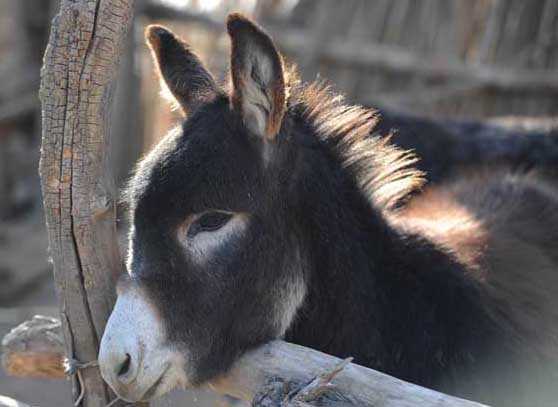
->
39, 0, 135, 405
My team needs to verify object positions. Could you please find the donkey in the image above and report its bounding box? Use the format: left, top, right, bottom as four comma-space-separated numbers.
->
99, 13, 558, 406
375, 110, 558, 185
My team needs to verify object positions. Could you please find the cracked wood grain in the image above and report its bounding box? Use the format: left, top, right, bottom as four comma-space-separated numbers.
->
208, 341, 489, 407
39, 1, 134, 406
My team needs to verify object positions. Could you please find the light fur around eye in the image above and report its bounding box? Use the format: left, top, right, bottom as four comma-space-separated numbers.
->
178, 212, 249, 262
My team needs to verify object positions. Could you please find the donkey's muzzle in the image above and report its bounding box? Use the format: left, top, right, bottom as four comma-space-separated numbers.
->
98, 338, 144, 400
98, 285, 185, 401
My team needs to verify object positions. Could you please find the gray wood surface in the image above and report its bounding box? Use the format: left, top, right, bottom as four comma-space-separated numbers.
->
207, 340, 488, 407
39, 0, 135, 406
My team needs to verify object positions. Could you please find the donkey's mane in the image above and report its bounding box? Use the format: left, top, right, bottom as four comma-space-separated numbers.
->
130, 65, 424, 212
290, 76, 425, 210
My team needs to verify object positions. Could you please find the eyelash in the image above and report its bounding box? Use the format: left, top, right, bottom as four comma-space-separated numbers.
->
187, 211, 233, 238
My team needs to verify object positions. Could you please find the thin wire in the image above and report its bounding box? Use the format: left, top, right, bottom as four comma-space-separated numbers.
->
64, 358, 100, 406
105, 396, 124, 407
64, 358, 130, 407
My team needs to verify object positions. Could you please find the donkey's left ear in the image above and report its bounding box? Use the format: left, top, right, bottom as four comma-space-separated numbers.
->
227, 13, 286, 141
146, 25, 218, 116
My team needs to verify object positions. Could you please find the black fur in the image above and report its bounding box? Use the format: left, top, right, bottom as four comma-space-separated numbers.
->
121, 15, 558, 406
376, 109, 558, 184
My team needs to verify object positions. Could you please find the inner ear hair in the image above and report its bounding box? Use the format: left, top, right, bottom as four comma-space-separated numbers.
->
227, 13, 286, 140
145, 25, 218, 115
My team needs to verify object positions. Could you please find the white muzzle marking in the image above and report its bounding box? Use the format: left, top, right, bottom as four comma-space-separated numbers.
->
98, 285, 187, 402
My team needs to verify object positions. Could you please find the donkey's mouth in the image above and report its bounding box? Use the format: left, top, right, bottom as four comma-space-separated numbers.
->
138, 364, 171, 401
99, 284, 190, 402
104, 362, 173, 403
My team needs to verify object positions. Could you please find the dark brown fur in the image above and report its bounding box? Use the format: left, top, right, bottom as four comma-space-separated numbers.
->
146, 25, 219, 115
397, 170, 558, 340
113, 14, 558, 407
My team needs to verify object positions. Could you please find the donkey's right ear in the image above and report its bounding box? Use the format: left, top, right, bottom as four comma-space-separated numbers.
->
145, 25, 218, 115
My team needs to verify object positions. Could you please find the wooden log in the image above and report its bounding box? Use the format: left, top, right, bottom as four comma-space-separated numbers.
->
2, 317, 488, 407
39, 0, 135, 406
1, 316, 64, 377
207, 341, 488, 407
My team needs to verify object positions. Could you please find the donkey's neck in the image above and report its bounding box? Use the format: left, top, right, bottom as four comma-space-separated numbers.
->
284, 145, 490, 386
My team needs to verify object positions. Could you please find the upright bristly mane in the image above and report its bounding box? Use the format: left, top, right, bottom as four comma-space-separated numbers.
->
290, 78, 425, 210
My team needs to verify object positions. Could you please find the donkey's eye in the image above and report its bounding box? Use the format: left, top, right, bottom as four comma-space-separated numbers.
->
188, 212, 233, 237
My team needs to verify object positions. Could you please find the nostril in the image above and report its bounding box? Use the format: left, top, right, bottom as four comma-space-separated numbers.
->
117, 353, 132, 378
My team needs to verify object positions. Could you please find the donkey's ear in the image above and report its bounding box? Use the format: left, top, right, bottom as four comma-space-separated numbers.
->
145, 25, 218, 115
227, 13, 286, 140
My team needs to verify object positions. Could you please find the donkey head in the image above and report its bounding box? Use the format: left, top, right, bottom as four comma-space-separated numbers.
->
99, 14, 310, 401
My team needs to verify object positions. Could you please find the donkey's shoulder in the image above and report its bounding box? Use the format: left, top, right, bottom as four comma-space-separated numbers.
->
395, 170, 558, 349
